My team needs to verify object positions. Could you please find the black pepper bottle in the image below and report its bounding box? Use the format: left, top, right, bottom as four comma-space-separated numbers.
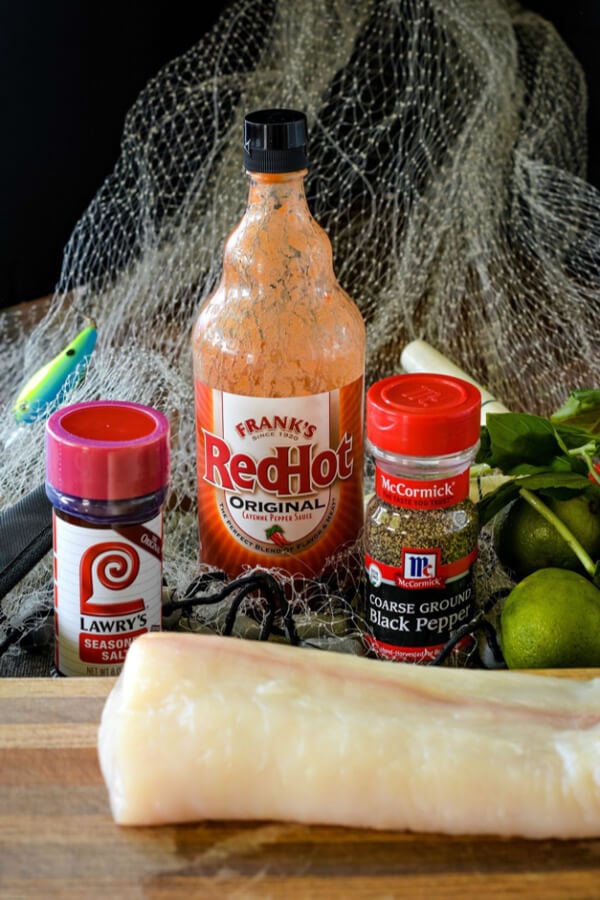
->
363, 374, 481, 665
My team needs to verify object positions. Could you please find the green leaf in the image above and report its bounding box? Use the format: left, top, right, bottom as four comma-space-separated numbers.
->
593, 560, 600, 590
551, 389, 600, 434
476, 471, 591, 527
482, 413, 559, 471
549, 454, 586, 473
475, 426, 491, 464
477, 480, 521, 527
508, 455, 589, 476
507, 464, 547, 476
516, 471, 591, 493
553, 422, 598, 449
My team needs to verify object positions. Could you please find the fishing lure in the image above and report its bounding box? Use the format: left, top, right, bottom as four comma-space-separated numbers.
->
13, 317, 97, 424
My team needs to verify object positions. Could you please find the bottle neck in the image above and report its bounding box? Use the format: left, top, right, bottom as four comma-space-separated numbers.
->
245, 168, 310, 214
222, 167, 333, 282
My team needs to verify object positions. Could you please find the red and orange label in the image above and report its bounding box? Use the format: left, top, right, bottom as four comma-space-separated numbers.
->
194, 377, 364, 578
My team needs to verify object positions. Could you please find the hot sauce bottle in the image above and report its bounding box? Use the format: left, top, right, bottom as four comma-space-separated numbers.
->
192, 109, 366, 580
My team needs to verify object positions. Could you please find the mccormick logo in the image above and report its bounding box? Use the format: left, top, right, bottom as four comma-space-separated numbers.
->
379, 475, 454, 501
396, 548, 444, 589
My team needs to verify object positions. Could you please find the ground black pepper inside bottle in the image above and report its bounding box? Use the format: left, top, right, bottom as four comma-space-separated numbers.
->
363, 374, 481, 665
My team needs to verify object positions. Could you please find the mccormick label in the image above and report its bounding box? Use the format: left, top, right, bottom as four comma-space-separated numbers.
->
364, 549, 477, 662
364, 467, 476, 662
53, 513, 162, 676
194, 379, 364, 577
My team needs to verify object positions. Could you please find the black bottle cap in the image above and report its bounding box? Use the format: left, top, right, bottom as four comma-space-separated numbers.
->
243, 109, 308, 173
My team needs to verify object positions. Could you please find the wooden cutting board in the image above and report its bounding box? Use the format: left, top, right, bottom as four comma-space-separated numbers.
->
1, 672, 600, 899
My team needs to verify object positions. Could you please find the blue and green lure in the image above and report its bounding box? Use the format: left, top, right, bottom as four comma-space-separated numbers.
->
13, 317, 97, 424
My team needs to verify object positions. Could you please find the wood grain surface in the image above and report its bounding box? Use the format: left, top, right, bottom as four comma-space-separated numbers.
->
1, 673, 600, 899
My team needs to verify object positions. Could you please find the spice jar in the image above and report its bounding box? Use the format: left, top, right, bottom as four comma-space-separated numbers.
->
46, 401, 170, 676
363, 374, 481, 664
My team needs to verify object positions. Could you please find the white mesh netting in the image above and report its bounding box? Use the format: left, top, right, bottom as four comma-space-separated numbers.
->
1, 0, 599, 665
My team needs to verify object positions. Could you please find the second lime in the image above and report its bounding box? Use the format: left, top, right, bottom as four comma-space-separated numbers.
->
493, 486, 600, 580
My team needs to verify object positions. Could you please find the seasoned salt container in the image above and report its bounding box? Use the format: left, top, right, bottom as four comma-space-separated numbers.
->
363, 374, 481, 664
46, 401, 170, 676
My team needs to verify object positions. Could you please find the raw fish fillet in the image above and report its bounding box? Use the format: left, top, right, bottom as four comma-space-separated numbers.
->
97, 632, 600, 838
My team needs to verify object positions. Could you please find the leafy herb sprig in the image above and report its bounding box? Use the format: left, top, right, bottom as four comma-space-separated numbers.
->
475, 389, 600, 585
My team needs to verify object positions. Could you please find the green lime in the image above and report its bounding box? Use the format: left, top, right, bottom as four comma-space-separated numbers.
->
500, 568, 600, 669
493, 487, 600, 580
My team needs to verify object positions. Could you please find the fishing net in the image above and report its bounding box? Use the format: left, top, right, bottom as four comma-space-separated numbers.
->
1, 0, 599, 671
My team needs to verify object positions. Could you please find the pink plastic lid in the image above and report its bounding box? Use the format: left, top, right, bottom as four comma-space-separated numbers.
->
367, 374, 481, 456
46, 401, 170, 501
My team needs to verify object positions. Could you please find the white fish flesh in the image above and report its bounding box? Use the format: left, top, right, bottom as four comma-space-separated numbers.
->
97, 632, 600, 838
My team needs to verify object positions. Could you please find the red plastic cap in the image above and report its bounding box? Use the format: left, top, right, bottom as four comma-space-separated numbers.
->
367, 374, 481, 456
46, 401, 170, 501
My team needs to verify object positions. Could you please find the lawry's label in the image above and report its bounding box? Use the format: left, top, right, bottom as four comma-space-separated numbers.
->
375, 467, 470, 510
195, 380, 364, 575
53, 513, 162, 676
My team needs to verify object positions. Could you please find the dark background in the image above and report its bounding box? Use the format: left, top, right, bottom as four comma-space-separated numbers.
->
1, 1, 598, 309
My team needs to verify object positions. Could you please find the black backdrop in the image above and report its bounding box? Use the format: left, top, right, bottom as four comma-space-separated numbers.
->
1, 1, 598, 309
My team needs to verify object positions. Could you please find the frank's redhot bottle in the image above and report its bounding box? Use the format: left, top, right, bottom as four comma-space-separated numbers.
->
192, 109, 366, 581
